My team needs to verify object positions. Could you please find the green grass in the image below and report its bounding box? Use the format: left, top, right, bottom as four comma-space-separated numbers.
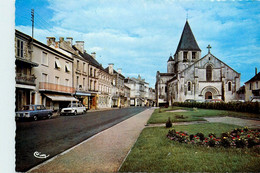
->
148, 106, 259, 124
119, 123, 260, 172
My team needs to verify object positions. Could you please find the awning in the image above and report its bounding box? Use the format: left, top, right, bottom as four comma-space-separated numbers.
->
44, 93, 78, 101
75, 92, 91, 96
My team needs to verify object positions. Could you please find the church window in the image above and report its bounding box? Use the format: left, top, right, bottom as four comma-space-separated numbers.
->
183, 52, 188, 62
228, 82, 232, 91
188, 82, 191, 91
192, 52, 196, 59
206, 65, 212, 81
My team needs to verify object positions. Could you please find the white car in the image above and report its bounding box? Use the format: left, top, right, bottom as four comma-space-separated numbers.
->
60, 103, 86, 115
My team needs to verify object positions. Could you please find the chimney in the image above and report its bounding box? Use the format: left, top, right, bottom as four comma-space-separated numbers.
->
59, 37, 64, 42
75, 41, 84, 53
256, 67, 258, 75
91, 52, 96, 59
138, 74, 141, 80
108, 63, 114, 75
46, 37, 56, 46
66, 37, 73, 46
117, 68, 122, 74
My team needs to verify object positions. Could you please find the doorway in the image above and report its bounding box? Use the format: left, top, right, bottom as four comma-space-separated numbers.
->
205, 91, 212, 99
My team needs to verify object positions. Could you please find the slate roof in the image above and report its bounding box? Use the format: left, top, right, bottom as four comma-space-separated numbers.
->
175, 21, 201, 55
104, 67, 125, 78
245, 72, 260, 84
167, 55, 174, 62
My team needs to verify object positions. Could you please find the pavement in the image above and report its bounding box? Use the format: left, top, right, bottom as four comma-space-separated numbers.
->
28, 107, 155, 173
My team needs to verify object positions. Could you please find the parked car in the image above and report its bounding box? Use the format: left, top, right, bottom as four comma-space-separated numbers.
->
184, 99, 196, 103
15, 105, 53, 121
205, 99, 223, 103
60, 103, 87, 116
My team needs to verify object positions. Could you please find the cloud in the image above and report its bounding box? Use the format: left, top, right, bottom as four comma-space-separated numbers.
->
16, 0, 260, 87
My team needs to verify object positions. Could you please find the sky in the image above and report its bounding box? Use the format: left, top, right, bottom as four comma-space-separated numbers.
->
15, 0, 260, 88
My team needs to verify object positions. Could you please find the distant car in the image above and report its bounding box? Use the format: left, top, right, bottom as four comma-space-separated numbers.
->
60, 103, 87, 115
16, 105, 53, 121
205, 99, 223, 103
184, 99, 196, 103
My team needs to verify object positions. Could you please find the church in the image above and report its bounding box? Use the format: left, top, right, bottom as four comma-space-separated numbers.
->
155, 20, 241, 106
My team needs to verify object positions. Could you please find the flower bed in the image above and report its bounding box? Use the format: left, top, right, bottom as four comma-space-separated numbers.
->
167, 127, 260, 148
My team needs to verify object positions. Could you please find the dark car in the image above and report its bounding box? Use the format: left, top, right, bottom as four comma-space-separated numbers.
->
15, 105, 53, 121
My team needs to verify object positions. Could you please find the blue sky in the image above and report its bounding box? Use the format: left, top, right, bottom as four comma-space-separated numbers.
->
15, 0, 260, 88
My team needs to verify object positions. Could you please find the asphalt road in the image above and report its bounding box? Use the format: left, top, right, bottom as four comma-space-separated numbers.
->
15, 107, 147, 172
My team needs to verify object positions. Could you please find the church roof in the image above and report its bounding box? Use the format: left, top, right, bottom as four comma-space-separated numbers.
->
175, 21, 201, 55
245, 72, 260, 84
167, 55, 174, 62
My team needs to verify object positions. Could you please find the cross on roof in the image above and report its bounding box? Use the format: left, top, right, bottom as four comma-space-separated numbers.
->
207, 44, 212, 53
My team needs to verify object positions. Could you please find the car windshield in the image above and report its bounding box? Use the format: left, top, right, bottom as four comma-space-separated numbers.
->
68, 103, 78, 107
23, 105, 35, 111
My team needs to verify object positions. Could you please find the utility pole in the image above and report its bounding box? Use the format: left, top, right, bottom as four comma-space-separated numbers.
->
30, 9, 34, 52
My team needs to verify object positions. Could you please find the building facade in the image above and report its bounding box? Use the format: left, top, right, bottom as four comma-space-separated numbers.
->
245, 69, 260, 101
15, 30, 39, 111
156, 21, 241, 106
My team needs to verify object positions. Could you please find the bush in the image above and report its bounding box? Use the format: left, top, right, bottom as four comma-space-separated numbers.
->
166, 117, 172, 128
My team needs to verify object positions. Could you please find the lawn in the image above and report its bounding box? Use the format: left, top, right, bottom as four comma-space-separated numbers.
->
148, 106, 259, 124
119, 123, 260, 172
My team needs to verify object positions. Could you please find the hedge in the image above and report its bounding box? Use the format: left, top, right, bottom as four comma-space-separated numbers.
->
172, 101, 260, 114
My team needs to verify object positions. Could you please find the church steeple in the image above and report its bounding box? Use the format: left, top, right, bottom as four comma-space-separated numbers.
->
175, 20, 201, 55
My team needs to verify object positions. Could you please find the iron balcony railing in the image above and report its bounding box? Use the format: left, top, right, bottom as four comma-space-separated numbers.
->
16, 73, 36, 85
39, 82, 75, 93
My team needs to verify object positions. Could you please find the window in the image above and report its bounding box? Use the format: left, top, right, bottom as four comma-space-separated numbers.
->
83, 78, 85, 88
192, 52, 196, 59
188, 82, 191, 91
42, 73, 48, 83
206, 65, 212, 81
256, 82, 258, 89
65, 63, 71, 72
228, 82, 232, 91
83, 63, 86, 72
249, 83, 252, 90
55, 58, 61, 69
90, 68, 93, 77
42, 52, 48, 65
90, 80, 93, 90
94, 81, 96, 90
183, 52, 188, 62
77, 60, 80, 70
55, 76, 59, 85
65, 79, 69, 86
165, 86, 167, 93
76, 76, 79, 87
94, 69, 96, 77
17, 39, 24, 58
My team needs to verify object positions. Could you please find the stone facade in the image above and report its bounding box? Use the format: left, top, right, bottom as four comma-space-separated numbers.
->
245, 69, 260, 101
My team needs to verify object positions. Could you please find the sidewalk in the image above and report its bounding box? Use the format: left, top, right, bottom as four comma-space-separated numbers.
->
29, 108, 155, 173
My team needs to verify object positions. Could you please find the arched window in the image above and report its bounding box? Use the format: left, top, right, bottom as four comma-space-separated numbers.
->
188, 82, 191, 91
228, 82, 232, 91
206, 65, 212, 81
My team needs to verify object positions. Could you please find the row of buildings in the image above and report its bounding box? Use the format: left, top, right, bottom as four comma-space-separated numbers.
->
155, 20, 259, 106
15, 30, 155, 112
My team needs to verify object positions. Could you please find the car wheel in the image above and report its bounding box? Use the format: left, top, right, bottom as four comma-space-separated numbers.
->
33, 115, 38, 121
74, 111, 77, 116
48, 113, 52, 119
83, 110, 86, 114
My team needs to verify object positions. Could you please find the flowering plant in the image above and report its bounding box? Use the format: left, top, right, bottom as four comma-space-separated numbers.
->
167, 127, 259, 148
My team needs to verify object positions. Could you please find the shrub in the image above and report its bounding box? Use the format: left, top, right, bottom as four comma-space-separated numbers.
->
166, 117, 172, 128
196, 132, 205, 141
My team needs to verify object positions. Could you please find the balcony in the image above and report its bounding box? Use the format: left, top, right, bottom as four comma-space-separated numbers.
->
16, 73, 36, 86
39, 82, 75, 93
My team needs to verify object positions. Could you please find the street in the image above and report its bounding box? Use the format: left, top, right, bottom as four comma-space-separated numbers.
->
15, 107, 147, 172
